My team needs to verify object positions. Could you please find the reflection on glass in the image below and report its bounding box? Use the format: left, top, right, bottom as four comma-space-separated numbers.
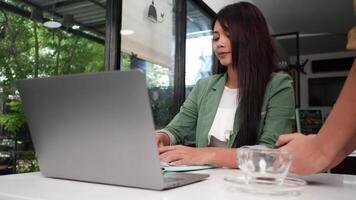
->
185, 0, 214, 96
121, 0, 175, 129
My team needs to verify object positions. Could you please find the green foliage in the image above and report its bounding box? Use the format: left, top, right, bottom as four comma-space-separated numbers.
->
0, 2, 176, 175
0, 100, 25, 136
16, 151, 40, 173
0, 7, 104, 102
120, 52, 131, 70
0, 2, 105, 174
148, 87, 174, 129
120, 53, 175, 128
0, 9, 34, 99
0, 4, 104, 136
146, 63, 172, 88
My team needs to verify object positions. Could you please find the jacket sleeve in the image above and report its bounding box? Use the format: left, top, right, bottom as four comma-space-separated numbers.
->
258, 73, 295, 148
159, 79, 203, 146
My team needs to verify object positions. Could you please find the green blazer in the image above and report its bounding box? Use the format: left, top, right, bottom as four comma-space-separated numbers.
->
161, 72, 295, 148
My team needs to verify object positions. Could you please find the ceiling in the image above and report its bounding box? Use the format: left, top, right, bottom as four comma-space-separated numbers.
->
35, 0, 107, 34
0, 0, 106, 44
204, 0, 356, 57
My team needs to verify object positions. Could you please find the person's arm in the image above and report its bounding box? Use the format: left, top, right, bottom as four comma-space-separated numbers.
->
343, 133, 356, 155
159, 145, 238, 168
156, 78, 205, 147
159, 74, 295, 168
316, 59, 356, 159
277, 59, 356, 175
326, 133, 356, 169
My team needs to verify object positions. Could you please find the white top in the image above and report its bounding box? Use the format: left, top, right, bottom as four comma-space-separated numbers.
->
0, 170, 355, 200
208, 86, 239, 145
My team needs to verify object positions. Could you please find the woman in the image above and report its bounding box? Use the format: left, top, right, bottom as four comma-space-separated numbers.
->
156, 2, 295, 168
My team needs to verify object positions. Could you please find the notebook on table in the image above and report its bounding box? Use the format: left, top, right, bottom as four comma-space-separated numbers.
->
17, 70, 209, 190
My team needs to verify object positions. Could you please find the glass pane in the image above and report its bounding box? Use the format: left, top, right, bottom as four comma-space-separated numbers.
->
0, 0, 106, 174
121, 0, 175, 129
185, 0, 214, 96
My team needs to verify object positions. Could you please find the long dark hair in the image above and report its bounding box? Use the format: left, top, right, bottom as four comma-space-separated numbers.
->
213, 2, 277, 147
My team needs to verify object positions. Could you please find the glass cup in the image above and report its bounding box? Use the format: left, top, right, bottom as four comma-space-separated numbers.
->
237, 146, 293, 185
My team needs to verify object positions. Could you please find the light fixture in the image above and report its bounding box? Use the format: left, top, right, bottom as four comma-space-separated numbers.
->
62, 14, 74, 28
43, 20, 61, 29
72, 25, 80, 30
43, 0, 61, 29
30, 7, 43, 22
148, 1, 157, 22
120, 29, 134, 35
147, 0, 165, 23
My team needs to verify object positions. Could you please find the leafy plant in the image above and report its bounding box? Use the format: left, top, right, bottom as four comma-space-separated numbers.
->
0, 100, 25, 136
16, 151, 40, 173
0, 3, 104, 174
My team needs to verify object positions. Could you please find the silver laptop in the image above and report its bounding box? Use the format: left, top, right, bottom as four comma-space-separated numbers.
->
17, 70, 209, 190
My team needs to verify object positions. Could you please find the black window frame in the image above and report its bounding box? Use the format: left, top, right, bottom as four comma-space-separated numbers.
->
104, 0, 216, 115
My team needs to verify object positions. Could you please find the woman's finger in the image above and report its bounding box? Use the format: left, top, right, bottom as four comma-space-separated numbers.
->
160, 151, 183, 163
276, 133, 300, 147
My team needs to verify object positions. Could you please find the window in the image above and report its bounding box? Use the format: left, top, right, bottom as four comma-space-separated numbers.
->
185, 0, 214, 96
121, 0, 175, 129
0, 0, 105, 174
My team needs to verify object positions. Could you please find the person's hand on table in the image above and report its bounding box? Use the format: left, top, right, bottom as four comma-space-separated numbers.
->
159, 145, 214, 166
276, 133, 332, 175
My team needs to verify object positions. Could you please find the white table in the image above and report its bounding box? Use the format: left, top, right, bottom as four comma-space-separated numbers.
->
349, 151, 356, 157
0, 169, 355, 200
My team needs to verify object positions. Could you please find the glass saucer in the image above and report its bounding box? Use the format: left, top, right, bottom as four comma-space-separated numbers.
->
224, 175, 306, 195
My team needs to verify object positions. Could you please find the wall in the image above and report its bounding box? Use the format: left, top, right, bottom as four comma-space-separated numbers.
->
121, 0, 173, 67
291, 51, 356, 107
202, 0, 242, 12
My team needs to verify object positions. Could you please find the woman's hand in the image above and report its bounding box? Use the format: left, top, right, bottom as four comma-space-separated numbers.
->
276, 133, 332, 175
155, 132, 170, 147
159, 145, 215, 166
